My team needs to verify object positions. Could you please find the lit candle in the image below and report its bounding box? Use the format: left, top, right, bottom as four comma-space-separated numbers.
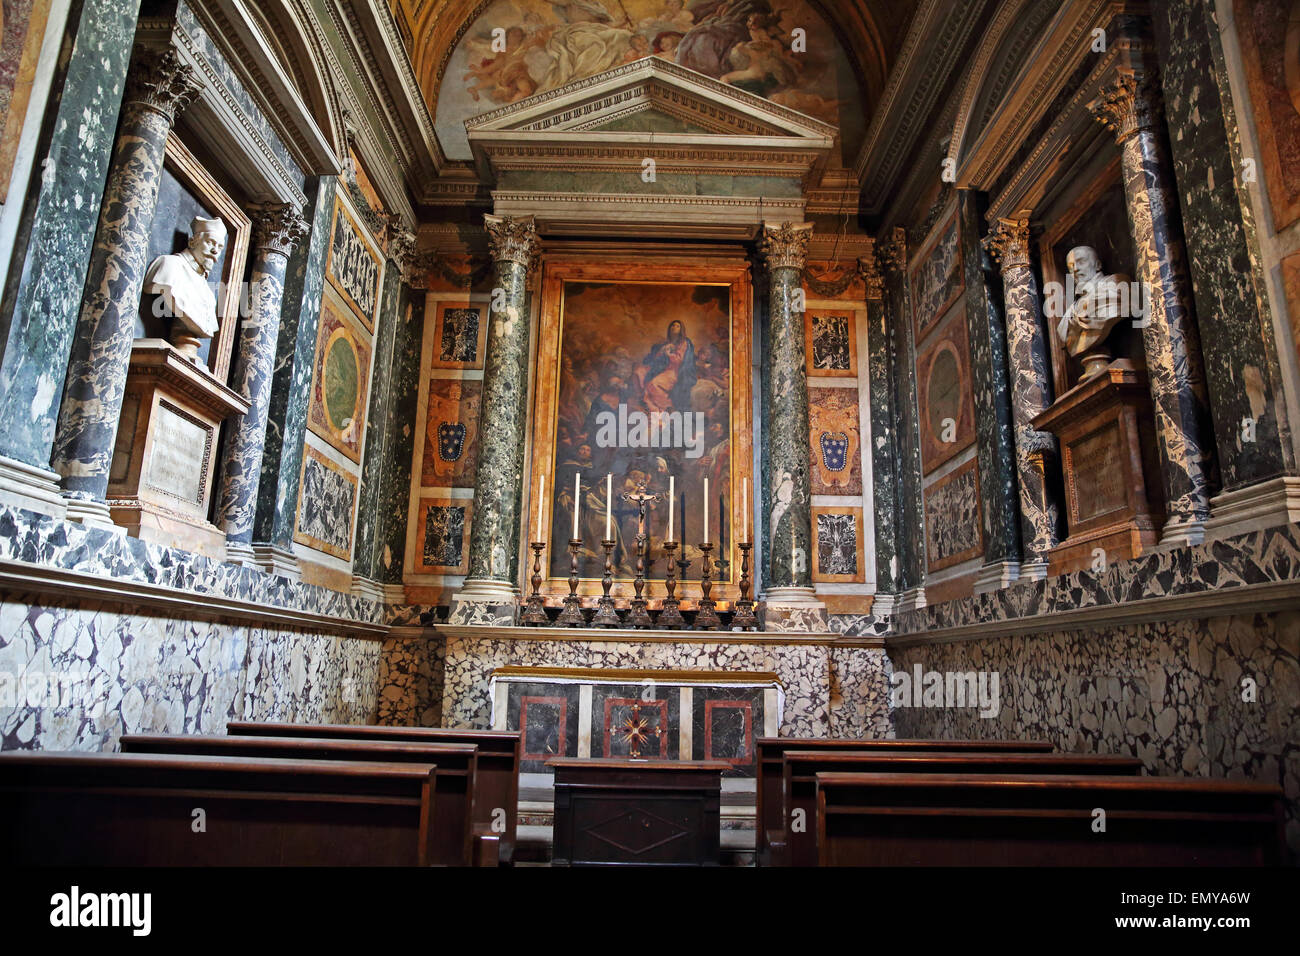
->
791, 535, 796, 578
573, 471, 580, 539
668, 476, 675, 541
605, 473, 612, 540
536, 474, 545, 541
703, 476, 709, 542
742, 478, 748, 542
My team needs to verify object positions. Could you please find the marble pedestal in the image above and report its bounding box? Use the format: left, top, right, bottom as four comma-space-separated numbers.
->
1031, 363, 1162, 575
106, 341, 248, 558
759, 586, 830, 632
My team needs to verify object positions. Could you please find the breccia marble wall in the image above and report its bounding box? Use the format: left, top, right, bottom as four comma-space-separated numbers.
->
890, 610, 1300, 855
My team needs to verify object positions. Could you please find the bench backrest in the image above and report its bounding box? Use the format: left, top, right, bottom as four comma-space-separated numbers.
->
815, 771, 1287, 866
122, 734, 479, 865
0, 751, 438, 866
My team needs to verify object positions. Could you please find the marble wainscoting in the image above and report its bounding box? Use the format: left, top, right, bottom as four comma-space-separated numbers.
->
889, 610, 1300, 855
0, 593, 380, 751
892, 522, 1300, 634
429, 625, 892, 739
378, 628, 446, 727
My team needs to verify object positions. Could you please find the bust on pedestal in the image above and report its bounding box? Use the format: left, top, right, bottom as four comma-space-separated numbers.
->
144, 216, 226, 362
1055, 245, 1132, 381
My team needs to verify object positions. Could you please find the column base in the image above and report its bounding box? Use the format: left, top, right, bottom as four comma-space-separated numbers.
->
383, 584, 407, 605
1015, 559, 1049, 583
0, 455, 67, 519
63, 495, 124, 534
224, 540, 259, 568
869, 591, 898, 618
897, 586, 927, 613
760, 586, 829, 632
1205, 476, 1300, 540
1156, 516, 1206, 551
351, 574, 387, 604
449, 579, 518, 626
250, 543, 302, 582
973, 559, 1021, 595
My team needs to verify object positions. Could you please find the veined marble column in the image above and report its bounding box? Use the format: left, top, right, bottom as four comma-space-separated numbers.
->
758, 222, 827, 632
49, 45, 203, 528
983, 217, 1061, 578
1090, 66, 1214, 546
859, 243, 900, 617
215, 204, 309, 564
449, 214, 539, 626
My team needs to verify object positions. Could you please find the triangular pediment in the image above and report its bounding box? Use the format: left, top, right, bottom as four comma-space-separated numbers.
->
465, 57, 836, 182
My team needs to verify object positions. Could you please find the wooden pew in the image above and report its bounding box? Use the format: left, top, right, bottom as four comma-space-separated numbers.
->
755, 737, 1054, 866
778, 750, 1143, 866
815, 772, 1288, 866
121, 733, 483, 866
0, 751, 438, 866
227, 721, 520, 864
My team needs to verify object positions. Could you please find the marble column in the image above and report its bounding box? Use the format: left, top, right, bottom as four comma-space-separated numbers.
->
859, 245, 898, 608
982, 217, 1061, 578
250, 176, 337, 580
758, 222, 827, 632
881, 227, 927, 610
1089, 66, 1215, 547
960, 190, 1022, 592
215, 203, 309, 565
1153, 2, 1299, 537
449, 215, 539, 626
0, 0, 142, 518
49, 44, 203, 528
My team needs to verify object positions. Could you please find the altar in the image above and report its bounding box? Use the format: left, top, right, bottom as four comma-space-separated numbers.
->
489, 666, 782, 776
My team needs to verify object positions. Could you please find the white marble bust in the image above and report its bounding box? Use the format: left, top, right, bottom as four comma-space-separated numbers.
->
1056, 245, 1131, 380
144, 216, 227, 361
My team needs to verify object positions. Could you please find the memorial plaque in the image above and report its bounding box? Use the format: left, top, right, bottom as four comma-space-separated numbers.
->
146, 402, 211, 504
1069, 422, 1126, 522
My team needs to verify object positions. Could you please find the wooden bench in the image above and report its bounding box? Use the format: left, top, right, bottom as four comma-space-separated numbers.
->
227, 721, 521, 864
121, 733, 486, 866
0, 751, 438, 866
815, 772, 1288, 866
755, 737, 1054, 865
776, 750, 1143, 866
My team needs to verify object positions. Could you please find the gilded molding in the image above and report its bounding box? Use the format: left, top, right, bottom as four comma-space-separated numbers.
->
857, 240, 884, 300
483, 214, 539, 267
1088, 69, 1164, 144
982, 217, 1033, 271
758, 221, 813, 272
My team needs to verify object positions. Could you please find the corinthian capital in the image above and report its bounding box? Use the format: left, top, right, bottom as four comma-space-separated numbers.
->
857, 240, 884, 300
484, 214, 539, 268
758, 221, 813, 272
982, 217, 1032, 272
125, 46, 203, 123
881, 226, 907, 274
1088, 69, 1162, 144
249, 202, 309, 258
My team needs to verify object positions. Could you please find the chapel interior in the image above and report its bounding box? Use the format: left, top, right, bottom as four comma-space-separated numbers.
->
0, 0, 1298, 868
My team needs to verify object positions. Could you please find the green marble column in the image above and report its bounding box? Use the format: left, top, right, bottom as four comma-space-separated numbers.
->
0, 0, 142, 518
859, 245, 899, 608
49, 43, 202, 528
758, 222, 826, 632
448, 214, 538, 626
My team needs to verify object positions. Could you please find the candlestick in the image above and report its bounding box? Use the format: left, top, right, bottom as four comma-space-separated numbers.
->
731, 541, 759, 630
658, 541, 685, 629
742, 477, 748, 542
703, 477, 709, 543
536, 475, 546, 542
622, 487, 660, 628
522, 541, 549, 625
668, 476, 675, 542
572, 471, 581, 539
592, 539, 620, 627
556, 538, 586, 627
694, 541, 720, 630
604, 473, 612, 540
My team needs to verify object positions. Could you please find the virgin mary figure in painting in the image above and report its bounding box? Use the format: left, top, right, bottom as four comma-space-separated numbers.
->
636, 319, 697, 413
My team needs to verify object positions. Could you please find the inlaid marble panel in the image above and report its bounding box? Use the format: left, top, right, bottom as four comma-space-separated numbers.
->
308, 296, 372, 464
422, 379, 482, 489
808, 386, 862, 496
812, 506, 866, 583
326, 197, 382, 331
916, 304, 976, 474
431, 303, 487, 369
923, 458, 983, 572
294, 446, 357, 559
414, 497, 472, 574
909, 207, 964, 342
805, 309, 857, 377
